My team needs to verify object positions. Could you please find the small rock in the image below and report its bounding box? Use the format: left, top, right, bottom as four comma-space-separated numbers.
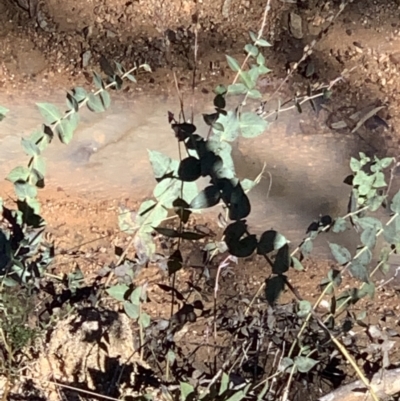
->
308, 22, 321, 37
82, 26, 93, 40
389, 52, 400, 65
106, 29, 117, 38
222, 0, 232, 18
17, 48, 47, 76
365, 115, 389, 130
37, 10, 54, 32
378, 54, 388, 64
81, 50, 91, 68
289, 12, 303, 39
320, 300, 330, 310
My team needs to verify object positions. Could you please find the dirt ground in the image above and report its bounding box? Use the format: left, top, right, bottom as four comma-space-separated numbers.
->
2, 0, 400, 400
4, 188, 400, 401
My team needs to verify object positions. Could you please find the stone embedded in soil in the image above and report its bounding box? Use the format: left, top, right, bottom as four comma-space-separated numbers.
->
14, 47, 47, 76
289, 12, 304, 39
389, 52, 400, 66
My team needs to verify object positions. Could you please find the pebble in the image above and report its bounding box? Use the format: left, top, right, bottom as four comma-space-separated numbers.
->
389, 52, 400, 65
289, 12, 304, 39
82, 50, 91, 68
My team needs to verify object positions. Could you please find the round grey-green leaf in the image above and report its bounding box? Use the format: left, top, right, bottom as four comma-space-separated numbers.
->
36, 102, 62, 124
244, 44, 259, 57
390, 190, 400, 214
329, 243, 351, 265
66, 92, 79, 112
87, 92, 106, 113
300, 239, 313, 257
297, 300, 312, 318
349, 260, 369, 283
126, 73, 137, 82
255, 38, 272, 47
228, 236, 257, 258
350, 157, 361, 172
241, 178, 256, 193
178, 156, 201, 182
257, 52, 265, 66
355, 216, 382, 231
240, 112, 268, 138
92, 71, 104, 89
380, 157, 393, 169
56, 119, 75, 144
130, 286, 142, 305
139, 312, 151, 328
139, 312, 151, 329
294, 356, 318, 373
279, 357, 294, 372
273, 244, 290, 274
214, 84, 227, 95
227, 83, 248, 96
21, 137, 40, 156
226, 55, 241, 72
257, 230, 287, 254
360, 226, 377, 249
0, 105, 9, 121
72, 86, 87, 102
106, 284, 129, 301
356, 282, 375, 299
147, 150, 173, 179
215, 110, 240, 141
190, 185, 221, 209
14, 182, 37, 199
180, 382, 195, 401
265, 275, 286, 305
332, 217, 347, 233
6, 166, 30, 183
99, 90, 111, 110
383, 221, 400, 245
228, 184, 251, 220
124, 301, 139, 319
291, 256, 304, 271
247, 89, 262, 99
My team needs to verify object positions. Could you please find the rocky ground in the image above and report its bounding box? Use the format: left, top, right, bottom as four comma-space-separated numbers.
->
2, 0, 400, 400
1, 0, 400, 150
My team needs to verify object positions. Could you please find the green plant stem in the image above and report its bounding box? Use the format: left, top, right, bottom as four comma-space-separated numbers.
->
289, 211, 399, 358
284, 287, 380, 401
44, 272, 64, 281
52, 66, 140, 133
139, 303, 144, 362
21, 375, 120, 401
327, 328, 380, 401
231, 0, 270, 86
245, 206, 370, 318
1, 375, 10, 401
282, 211, 399, 401
281, 365, 296, 401
290, 206, 369, 258
263, 92, 326, 120
94, 230, 137, 306
332, 212, 399, 317
264, 1, 348, 106
0, 327, 13, 363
